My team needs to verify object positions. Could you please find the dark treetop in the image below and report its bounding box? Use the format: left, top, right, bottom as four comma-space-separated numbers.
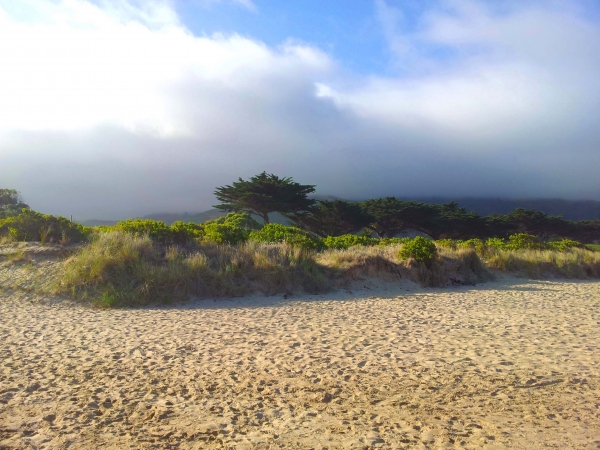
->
213, 172, 316, 224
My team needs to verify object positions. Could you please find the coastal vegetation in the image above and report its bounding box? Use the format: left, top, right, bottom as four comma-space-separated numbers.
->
1, 174, 599, 306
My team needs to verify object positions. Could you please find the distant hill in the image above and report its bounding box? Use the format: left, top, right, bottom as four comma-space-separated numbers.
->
80, 198, 600, 226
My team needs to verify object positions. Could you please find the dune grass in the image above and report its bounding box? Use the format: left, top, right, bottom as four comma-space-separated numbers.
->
482, 247, 600, 279
57, 231, 329, 307
52, 232, 600, 307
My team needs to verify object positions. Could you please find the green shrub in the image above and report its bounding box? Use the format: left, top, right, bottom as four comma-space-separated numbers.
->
203, 222, 248, 245
505, 233, 545, 250
435, 239, 456, 249
0, 209, 90, 243
547, 239, 582, 251
398, 236, 437, 263
170, 221, 204, 242
321, 234, 378, 250
212, 212, 261, 231
379, 237, 411, 246
457, 238, 485, 253
249, 223, 319, 250
585, 244, 600, 252
485, 237, 506, 250
112, 219, 176, 244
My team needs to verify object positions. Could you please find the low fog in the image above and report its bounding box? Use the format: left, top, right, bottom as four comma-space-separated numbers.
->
1, 0, 599, 220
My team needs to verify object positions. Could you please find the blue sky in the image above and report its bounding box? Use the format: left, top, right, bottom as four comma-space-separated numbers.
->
1, 0, 600, 219
176, 1, 389, 74
174, 0, 600, 76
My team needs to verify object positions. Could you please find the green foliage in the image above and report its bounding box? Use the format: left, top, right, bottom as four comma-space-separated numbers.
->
214, 172, 316, 224
505, 233, 545, 250
112, 219, 177, 244
0, 209, 89, 243
457, 238, 485, 253
170, 221, 204, 242
379, 237, 411, 246
398, 236, 437, 263
249, 223, 319, 250
0, 189, 30, 219
203, 222, 247, 245
208, 212, 261, 230
321, 234, 378, 250
485, 237, 506, 250
290, 200, 373, 237
585, 244, 600, 252
547, 239, 582, 251
435, 239, 456, 249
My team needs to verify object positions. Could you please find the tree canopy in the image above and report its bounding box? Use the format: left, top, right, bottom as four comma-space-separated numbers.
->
289, 200, 373, 237
0, 189, 29, 219
213, 172, 316, 224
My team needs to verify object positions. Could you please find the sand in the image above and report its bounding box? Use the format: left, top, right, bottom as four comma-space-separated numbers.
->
1, 251, 599, 448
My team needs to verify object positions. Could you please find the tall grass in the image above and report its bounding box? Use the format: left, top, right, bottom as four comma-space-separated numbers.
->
483, 247, 600, 279
318, 245, 492, 287
58, 232, 329, 307
54, 232, 600, 307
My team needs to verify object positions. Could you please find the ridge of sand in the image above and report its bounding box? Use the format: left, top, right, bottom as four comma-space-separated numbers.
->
1, 263, 599, 448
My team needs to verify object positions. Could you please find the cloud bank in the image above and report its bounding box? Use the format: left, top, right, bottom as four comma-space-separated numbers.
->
0, 0, 599, 219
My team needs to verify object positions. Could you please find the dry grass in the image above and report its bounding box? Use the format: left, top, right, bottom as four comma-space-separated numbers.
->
318, 245, 492, 287
14, 232, 596, 307
57, 232, 329, 307
483, 247, 600, 279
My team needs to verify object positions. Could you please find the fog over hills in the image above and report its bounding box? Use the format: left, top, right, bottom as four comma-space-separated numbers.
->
81, 198, 600, 226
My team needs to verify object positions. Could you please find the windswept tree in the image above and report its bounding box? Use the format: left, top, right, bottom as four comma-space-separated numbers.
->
214, 172, 316, 224
361, 197, 440, 238
289, 200, 373, 237
0, 189, 29, 218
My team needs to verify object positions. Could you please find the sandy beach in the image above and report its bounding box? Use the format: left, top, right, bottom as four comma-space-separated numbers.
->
1, 277, 599, 449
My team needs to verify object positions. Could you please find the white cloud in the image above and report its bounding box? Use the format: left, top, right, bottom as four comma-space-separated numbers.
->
0, 0, 599, 219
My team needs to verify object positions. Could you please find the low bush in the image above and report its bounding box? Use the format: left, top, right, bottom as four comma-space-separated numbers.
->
456, 238, 485, 253
112, 219, 178, 244
321, 234, 378, 250
547, 239, 582, 251
398, 236, 437, 263
504, 233, 545, 250
0, 209, 90, 243
435, 239, 456, 249
379, 237, 411, 246
249, 223, 320, 250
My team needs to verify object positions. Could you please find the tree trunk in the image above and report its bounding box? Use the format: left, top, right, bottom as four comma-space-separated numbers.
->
262, 213, 270, 225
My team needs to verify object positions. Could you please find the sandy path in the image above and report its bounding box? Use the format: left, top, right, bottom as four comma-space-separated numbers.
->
1, 279, 599, 449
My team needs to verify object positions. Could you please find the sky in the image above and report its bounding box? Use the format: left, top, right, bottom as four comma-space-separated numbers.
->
1, 0, 599, 220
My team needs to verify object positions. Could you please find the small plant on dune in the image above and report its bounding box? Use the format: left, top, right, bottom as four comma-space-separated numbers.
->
203, 222, 247, 245
321, 234, 378, 250
112, 219, 176, 244
504, 233, 545, 250
547, 239, 582, 251
249, 223, 320, 250
398, 236, 437, 263
485, 237, 506, 250
457, 238, 485, 253
200, 213, 259, 245
170, 221, 204, 243
379, 237, 411, 246
435, 239, 456, 249
0, 209, 89, 243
